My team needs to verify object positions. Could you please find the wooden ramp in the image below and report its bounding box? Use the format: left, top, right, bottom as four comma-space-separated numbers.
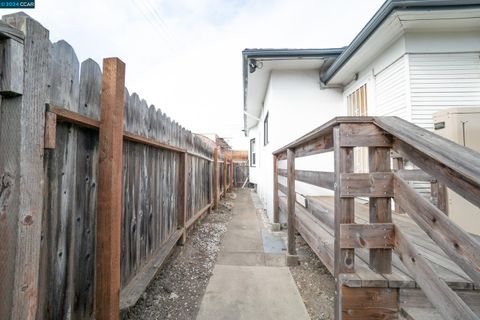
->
280, 195, 480, 319
273, 117, 480, 320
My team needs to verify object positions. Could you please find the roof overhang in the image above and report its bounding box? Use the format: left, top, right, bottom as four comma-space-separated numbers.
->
242, 48, 343, 135
322, 0, 480, 85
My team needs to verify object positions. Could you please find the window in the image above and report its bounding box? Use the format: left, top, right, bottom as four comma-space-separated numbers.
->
250, 138, 256, 166
347, 84, 368, 116
263, 112, 269, 146
347, 84, 368, 173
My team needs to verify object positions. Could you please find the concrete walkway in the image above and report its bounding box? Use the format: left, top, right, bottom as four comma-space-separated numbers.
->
197, 189, 310, 320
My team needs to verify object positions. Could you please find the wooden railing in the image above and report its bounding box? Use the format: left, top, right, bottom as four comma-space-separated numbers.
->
273, 116, 480, 320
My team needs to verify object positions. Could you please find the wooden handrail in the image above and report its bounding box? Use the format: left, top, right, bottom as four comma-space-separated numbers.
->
394, 174, 480, 286
375, 116, 480, 208
394, 225, 479, 320
273, 116, 375, 156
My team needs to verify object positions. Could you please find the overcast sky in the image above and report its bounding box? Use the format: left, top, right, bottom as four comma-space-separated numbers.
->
4, 0, 385, 148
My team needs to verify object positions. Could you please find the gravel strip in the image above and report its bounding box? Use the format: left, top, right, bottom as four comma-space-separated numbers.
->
290, 235, 335, 320
122, 200, 233, 320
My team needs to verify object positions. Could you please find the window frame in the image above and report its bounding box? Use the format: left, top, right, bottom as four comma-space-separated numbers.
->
250, 138, 256, 167
263, 112, 269, 146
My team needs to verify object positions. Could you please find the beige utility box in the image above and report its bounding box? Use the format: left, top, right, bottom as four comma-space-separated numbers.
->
433, 107, 480, 235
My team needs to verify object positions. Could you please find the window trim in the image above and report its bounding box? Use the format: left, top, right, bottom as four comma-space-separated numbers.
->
263, 112, 269, 146
250, 138, 256, 167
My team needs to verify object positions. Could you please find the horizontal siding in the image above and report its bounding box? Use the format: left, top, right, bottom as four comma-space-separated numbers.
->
410, 53, 480, 129
375, 56, 409, 119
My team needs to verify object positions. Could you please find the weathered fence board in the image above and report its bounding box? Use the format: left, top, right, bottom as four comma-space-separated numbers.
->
0, 13, 239, 319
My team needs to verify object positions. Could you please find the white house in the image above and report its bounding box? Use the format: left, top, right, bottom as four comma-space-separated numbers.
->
243, 0, 480, 224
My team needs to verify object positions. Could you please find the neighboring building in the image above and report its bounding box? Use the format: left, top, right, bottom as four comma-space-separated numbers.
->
243, 0, 480, 223
198, 133, 232, 150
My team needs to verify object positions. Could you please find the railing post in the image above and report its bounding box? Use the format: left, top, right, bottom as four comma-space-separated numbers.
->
178, 152, 188, 244
369, 146, 392, 273
392, 155, 405, 214
95, 57, 126, 320
333, 125, 355, 319
213, 146, 219, 209
273, 155, 280, 227
286, 148, 299, 266
333, 125, 355, 274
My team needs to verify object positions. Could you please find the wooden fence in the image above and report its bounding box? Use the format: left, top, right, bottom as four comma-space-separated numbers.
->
0, 13, 237, 320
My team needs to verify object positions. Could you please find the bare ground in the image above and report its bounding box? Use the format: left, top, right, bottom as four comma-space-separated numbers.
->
122, 200, 233, 320
122, 193, 334, 320
290, 234, 335, 320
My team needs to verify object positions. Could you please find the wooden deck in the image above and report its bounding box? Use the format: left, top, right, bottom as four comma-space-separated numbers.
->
281, 195, 480, 318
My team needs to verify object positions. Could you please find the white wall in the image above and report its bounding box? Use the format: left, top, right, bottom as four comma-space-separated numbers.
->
248, 69, 344, 222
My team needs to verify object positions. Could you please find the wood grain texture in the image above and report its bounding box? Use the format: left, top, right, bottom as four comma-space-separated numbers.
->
376, 116, 480, 209
334, 124, 355, 320
273, 155, 279, 223
0, 13, 50, 320
369, 147, 392, 274
339, 123, 392, 147
340, 223, 394, 249
213, 147, 218, 209
287, 148, 296, 256
295, 170, 334, 190
334, 125, 355, 275
294, 133, 334, 158
40, 38, 82, 320
273, 116, 375, 155
0, 38, 23, 96
340, 172, 393, 198
393, 225, 479, 320
95, 58, 125, 320
178, 153, 187, 244
44, 111, 57, 149
341, 287, 398, 320
0, 14, 218, 320
397, 169, 433, 182
394, 175, 480, 287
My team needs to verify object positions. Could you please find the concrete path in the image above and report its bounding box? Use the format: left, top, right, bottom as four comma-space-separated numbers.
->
197, 189, 310, 320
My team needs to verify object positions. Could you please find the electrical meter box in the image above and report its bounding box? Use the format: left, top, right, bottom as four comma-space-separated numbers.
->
433, 107, 480, 235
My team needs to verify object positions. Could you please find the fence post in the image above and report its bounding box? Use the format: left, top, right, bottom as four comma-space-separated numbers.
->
333, 125, 355, 319
286, 148, 298, 266
213, 146, 219, 209
223, 154, 227, 195
0, 13, 50, 320
95, 57, 125, 320
273, 155, 281, 231
230, 156, 234, 191
369, 147, 392, 273
178, 152, 188, 244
